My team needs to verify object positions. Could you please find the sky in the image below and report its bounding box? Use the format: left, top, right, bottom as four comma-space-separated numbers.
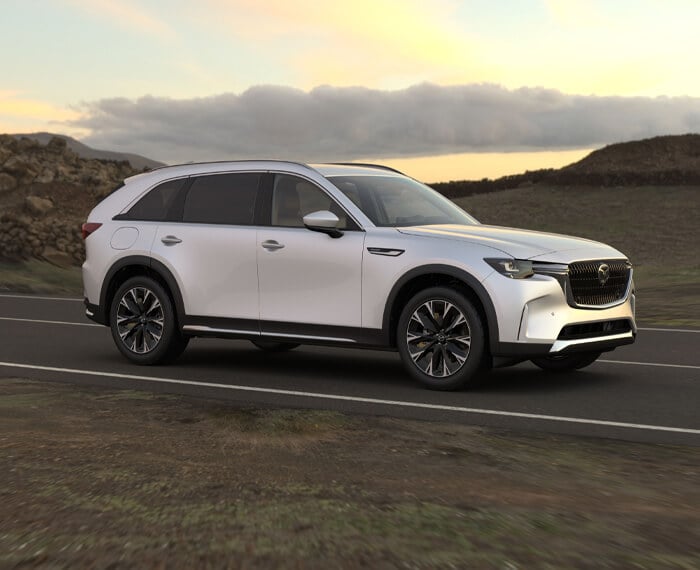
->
2, 0, 700, 181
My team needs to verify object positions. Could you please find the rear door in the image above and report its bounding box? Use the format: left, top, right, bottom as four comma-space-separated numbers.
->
150, 172, 261, 327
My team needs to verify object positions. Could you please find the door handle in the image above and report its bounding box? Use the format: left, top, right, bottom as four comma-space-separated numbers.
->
261, 240, 285, 251
161, 235, 182, 245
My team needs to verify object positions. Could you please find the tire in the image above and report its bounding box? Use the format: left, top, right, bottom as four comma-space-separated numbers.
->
531, 351, 601, 373
397, 287, 487, 390
250, 340, 300, 352
110, 276, 189, 365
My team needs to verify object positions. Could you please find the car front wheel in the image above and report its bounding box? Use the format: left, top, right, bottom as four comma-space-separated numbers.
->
110, 276, 189, 365
397, 287, 487, 390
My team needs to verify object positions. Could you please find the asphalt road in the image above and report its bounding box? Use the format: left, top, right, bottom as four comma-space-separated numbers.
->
1, 293, 698, 445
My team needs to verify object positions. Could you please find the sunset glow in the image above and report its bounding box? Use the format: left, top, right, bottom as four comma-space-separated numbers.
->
1, 0, 699, 180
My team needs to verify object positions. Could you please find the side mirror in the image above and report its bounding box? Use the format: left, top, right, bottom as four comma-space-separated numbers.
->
302, 210, 343, 238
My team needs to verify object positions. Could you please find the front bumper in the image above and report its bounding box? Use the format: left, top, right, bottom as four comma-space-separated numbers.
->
485, 270, 636, 358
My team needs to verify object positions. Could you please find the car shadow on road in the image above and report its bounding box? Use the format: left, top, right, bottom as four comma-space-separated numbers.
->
170, 339, 621, 395
476, 365, 622, 394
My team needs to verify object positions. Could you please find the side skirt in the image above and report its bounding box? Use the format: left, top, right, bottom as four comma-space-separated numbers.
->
181, 316, 390, 350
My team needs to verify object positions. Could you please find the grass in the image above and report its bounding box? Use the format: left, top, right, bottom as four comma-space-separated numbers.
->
1, 379, 699, 568
0, 259, 82, 295
209, 407, 348, 434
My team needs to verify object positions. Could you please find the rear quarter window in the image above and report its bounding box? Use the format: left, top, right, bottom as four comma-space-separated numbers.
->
117, 178, 186, 221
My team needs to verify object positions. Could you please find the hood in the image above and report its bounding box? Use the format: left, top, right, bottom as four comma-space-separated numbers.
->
397, 224, 626, 262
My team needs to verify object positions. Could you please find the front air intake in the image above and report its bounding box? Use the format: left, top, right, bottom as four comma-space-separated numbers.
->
557, 319, 632, 340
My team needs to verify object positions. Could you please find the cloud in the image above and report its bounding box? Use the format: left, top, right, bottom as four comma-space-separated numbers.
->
69, 83, 700, 163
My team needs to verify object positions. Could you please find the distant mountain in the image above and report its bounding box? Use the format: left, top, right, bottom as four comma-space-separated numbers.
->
12, 132, 165, 171
431, 134, 700, 198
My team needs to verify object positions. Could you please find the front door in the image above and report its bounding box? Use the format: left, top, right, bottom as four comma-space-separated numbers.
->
257, 174, 364, 338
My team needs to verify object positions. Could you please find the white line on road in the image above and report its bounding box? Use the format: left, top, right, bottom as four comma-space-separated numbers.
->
1, 361, 699, 436
599, 359, 700, 370
0, 294, 83, 302
1, 317, 699, 369
0, 317, 101, 327
638, 327, 700, 333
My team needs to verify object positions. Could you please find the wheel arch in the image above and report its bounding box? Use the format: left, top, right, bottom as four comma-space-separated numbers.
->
97, 255, 185, 326
382, 264, 499, 352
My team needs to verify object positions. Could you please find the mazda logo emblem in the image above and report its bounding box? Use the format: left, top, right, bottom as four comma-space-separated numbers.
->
597, 263, 610, 285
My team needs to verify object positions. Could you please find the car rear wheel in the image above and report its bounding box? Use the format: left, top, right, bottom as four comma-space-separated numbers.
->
250, 340, 300, 352
397, 287, 487, 390
110, 276, 189, 365
531, 351, 601, 372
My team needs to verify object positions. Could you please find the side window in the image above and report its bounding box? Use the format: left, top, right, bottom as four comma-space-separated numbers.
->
183, 172, 260, 225
120, 178, 185, 221
271, 174, 352, 229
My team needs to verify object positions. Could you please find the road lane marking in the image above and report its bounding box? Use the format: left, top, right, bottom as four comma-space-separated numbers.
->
638, 327, 700, 333
0, 294, 83, 302
599, 359, 700, 370
0, 317, 699, 369
0, 317, 101, 328
1, 361, 699, 436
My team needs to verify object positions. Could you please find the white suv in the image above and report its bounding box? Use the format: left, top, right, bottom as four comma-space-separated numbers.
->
82, 161, 636, 390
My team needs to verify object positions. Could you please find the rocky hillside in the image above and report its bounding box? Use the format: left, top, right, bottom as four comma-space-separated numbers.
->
432, 134, 700, 198
0, 135, 139, 267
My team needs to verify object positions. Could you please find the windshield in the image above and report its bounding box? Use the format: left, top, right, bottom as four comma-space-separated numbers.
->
327, 175, 479, 227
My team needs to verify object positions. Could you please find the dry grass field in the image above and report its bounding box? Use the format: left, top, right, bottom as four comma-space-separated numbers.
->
2, 379, 698, 569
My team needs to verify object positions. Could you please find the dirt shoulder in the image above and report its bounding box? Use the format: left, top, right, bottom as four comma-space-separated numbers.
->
1, 378, 698, 569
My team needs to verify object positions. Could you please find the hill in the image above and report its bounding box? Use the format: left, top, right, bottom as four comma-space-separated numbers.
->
12, 132, 164, 171
432, 134, 700, 198
0, 135, 139, 267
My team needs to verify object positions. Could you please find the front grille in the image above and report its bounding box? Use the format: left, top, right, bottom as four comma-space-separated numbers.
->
558, 319, 632, 340
568, 260, 631, 307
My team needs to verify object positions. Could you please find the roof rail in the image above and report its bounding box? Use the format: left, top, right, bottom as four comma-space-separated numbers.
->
327, 162, 406, 175
146, 159, 314, 173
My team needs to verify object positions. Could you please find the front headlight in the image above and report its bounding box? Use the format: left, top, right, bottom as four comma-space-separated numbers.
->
485, 258, 534, 279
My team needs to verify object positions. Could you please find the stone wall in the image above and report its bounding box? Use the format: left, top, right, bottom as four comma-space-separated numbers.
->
0, 135, 139, 267
0, 214, 83, 268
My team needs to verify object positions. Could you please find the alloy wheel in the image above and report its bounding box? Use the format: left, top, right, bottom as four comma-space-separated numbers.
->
406, 299, 471, 377
116, 287, 165, 354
